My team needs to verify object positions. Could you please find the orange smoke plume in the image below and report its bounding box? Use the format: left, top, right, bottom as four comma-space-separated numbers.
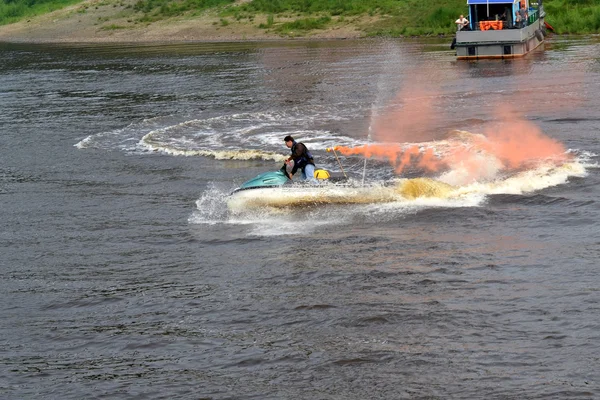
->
335, 143, 445, 174
335, 62, 573, 183
335, 106, 569, 183
370, 82, 445, 144
475, 105, 569, 169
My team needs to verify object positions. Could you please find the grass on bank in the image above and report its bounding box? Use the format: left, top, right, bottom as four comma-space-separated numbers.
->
277, 15, 331, 35
544, 0, 600, 34
219, 0, 467, 36
133, 0, 233, 22
221, 0, 600, 35
0, 0, 83, 25
2, 0, 600, 35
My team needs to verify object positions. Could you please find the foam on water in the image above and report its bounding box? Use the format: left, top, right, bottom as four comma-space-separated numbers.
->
188, 185, 230, 225
573, 150, 599, 168
74, 116, 174, 151
224, 178, 485, 215
75, 107, 363, 157
188, 147, 592, 235
75, 109, 593, 235
188, 177, 481, 235
456, 160, 587, 196
140, 130, 288, 161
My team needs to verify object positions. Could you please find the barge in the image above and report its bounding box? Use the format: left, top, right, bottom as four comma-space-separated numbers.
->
454, 0, 547, 60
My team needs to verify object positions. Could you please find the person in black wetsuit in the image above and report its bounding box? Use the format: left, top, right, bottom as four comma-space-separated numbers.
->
283, 135, 316, 182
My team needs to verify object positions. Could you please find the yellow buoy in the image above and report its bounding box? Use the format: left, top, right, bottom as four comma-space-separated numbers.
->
314, 169, 331, 180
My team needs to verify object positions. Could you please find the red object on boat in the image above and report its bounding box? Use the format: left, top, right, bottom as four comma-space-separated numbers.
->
545, 21, 555, 32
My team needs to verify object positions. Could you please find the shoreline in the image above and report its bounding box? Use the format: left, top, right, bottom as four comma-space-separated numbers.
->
0, 35, 367, 44
0, 27, 367, 44
0, 0, 369, 44
1, 0, 596, 46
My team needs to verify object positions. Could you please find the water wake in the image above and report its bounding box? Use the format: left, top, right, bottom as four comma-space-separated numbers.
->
189, 135, 590, 233
140, 130, 287, 161
75, 108, 360, 158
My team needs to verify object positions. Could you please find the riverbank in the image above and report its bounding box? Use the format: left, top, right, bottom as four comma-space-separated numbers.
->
3, 0, 597, 44
0, 0, 372, 43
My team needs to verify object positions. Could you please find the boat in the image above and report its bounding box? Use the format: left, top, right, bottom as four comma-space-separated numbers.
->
227, 165, 353, 210
230, 146, 351, 196
454, 0, 547, 60
226, 146, 457, 211
231, 167, 293, 193
227, 144, 358, 210
230, 165, 340, 194
226, 165, 462, 211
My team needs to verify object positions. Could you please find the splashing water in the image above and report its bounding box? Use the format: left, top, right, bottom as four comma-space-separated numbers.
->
188, 185, 230, 225
193, 130, 589, 231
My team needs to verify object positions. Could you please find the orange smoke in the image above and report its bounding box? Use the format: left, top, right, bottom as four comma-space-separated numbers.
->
335, 143, 445, 174
475, 105, 569, 169
337, 61, 575, 183
370, 88, 443, 144
336, 105, 570, 182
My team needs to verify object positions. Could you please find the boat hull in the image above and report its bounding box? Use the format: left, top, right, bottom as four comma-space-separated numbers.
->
227, 183, 400, 211
227, 177, 459, 211
455, 17, 545, 60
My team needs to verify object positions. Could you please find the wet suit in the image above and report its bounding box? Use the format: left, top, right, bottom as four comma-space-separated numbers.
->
286, 141, 315, 181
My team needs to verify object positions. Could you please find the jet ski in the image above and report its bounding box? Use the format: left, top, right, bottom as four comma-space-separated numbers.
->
233, 166, 292, 193
228, 164, 349, 210
232, 164, 339, 194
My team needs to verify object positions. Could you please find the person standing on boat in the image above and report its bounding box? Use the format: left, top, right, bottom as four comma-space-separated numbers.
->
519, 6, 528, 27
514, 11, 522, 28
284, 135, 316, 182
455, 15, 469, 31
514, 10, 523, 28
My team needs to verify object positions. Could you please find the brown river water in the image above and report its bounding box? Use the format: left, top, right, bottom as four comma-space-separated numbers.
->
1, 36, 599, 398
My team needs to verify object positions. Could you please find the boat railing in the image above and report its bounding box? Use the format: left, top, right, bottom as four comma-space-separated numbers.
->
528, 9, 539, 24
463, 7, 540, 32
456, 21, 540, 44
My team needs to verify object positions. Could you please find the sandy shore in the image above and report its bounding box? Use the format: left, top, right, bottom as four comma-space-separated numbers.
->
0, 0, 366, 43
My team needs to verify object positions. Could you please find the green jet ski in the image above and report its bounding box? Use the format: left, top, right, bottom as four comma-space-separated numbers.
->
232, 164, 338, 194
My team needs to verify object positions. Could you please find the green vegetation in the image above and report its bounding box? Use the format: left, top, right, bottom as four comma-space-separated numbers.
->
100, 22, 126, 29
133, 0, 233, 22
276, 15, 331, 35
221, 0, 468, 36
544, 0, 600, 34
258, 13, 274, 28
1, 0, 83, 25
2, 0, 600, 35
227, 0, 402, 15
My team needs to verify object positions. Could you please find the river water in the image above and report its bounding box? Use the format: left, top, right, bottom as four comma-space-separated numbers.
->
1, 37, 599, 399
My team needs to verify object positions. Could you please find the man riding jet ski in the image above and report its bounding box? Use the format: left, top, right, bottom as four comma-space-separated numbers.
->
283, 135, 316, 182
231, 136, 343, 194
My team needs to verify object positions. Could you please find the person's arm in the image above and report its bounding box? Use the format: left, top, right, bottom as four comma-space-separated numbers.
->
284, 160, 298, 180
